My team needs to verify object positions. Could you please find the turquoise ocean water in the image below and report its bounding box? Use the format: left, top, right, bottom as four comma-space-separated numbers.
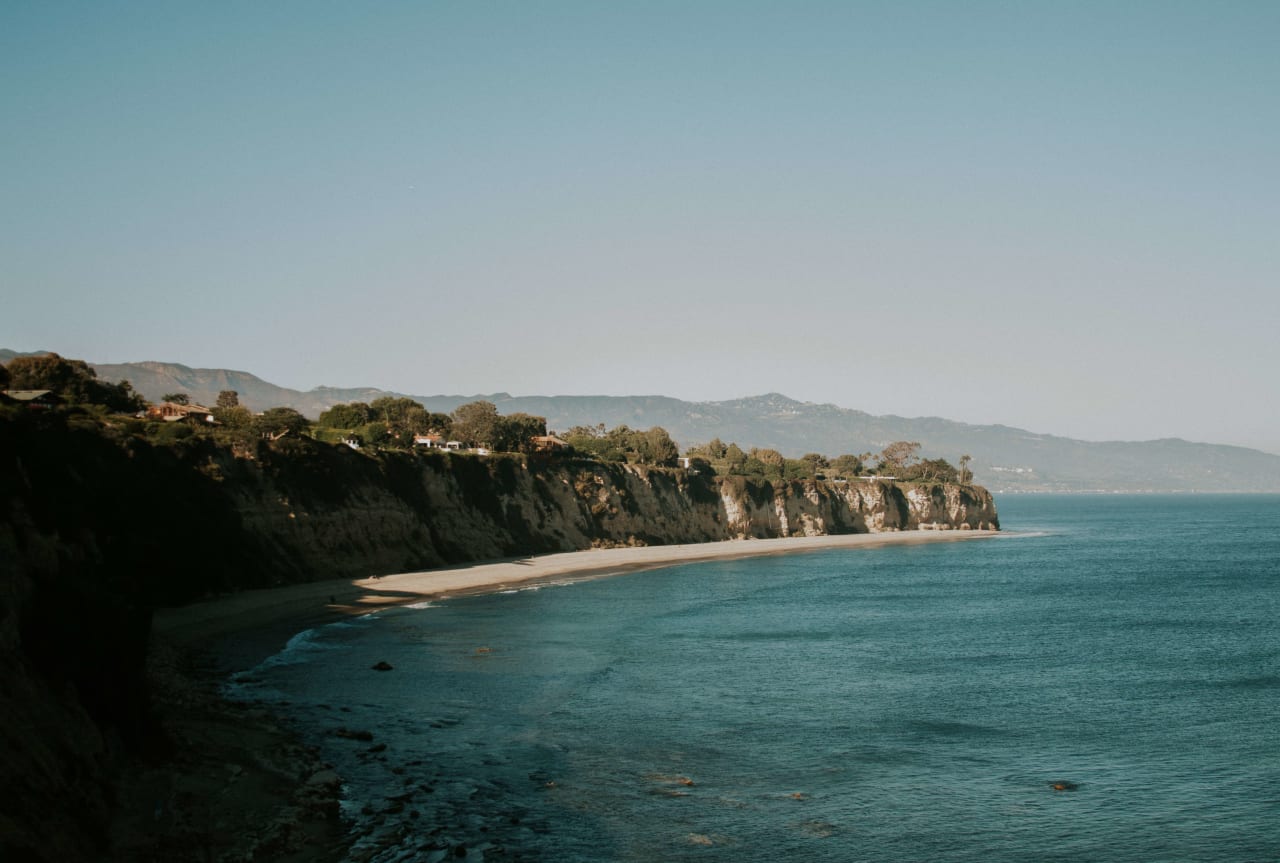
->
232, 495, 1280, 861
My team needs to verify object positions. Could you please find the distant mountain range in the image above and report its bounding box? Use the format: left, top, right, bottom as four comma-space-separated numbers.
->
6, 350, 1280, 492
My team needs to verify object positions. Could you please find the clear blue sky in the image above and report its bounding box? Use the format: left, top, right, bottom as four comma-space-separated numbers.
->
3, 1, 1277, 452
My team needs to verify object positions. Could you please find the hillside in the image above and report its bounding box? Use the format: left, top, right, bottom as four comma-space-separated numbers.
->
434, 393, 1280, 493
9, 351, 1278, 492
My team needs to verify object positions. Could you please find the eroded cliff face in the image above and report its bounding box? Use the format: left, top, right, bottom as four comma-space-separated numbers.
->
209, 444, 999, 586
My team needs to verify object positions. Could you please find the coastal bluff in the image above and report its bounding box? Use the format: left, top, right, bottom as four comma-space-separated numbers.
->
209, 439, 1000, 586
0, 413, 996, 861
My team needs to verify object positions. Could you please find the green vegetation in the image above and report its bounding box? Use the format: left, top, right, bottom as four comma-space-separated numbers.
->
561, 424, 680, 467
314, 397, 547, 453
683, 438, 860, 481
0, 353, 975, 485
317, 396, 453, 448
4, 352, 145, 413
681, 437, 970, 485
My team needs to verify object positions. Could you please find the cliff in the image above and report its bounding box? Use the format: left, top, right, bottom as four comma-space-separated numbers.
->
208, 442, 997, 586
0, 411, 996, 860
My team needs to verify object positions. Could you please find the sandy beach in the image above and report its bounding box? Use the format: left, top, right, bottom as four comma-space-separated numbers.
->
156, 530, 999, 660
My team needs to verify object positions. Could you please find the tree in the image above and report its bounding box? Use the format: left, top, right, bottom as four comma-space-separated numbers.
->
370, 396, 425, 427
5, 352, 145, 412
566, 423, 607, 439
801, 453, 829, 474
876, 441, 921, 475
784, 459, 813, 480
0, 363, 10, 389
212, 405, 252, 429
564, 424, 625, 460
162, 392, 190, 405
904, 458, 958, 482
358, 421, 391, 447
830, 454, 864, 478
425, 412, 453, 436
637, 427, 679, 466
318, 402, 372, 429
724, 443, 747, 472
217, 390, 240, 409
562, 423, 679, 464
113, 380, 146, 413
253, 407, 311, 438
450, 401, 499, 447
492, 413, 547, 452
958, 454, 973, 485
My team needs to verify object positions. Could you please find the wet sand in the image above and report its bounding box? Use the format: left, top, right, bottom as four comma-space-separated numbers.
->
155, 530, 999, 663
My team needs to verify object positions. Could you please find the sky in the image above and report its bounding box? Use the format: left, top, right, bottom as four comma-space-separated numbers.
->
3, 1, 1277, 452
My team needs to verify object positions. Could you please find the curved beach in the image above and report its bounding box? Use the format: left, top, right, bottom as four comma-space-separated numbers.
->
156, 530, 999, 651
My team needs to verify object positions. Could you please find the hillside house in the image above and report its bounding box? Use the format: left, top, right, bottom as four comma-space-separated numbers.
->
147, 401, 215, 423
530, 435, 569, 454
414, 434, 446, 448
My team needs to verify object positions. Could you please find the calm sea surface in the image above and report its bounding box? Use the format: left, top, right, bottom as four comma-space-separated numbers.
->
232, 495, 1280, 862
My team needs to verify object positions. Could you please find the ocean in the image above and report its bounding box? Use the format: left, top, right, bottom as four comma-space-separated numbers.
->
230, 495, 1280, 862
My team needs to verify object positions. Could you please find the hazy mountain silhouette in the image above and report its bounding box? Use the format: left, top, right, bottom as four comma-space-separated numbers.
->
6, 351, 1278, 492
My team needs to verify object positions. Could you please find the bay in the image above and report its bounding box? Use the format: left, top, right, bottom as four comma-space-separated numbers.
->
232, 494, 1280, 861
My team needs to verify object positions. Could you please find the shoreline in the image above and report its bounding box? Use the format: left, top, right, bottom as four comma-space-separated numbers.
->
156, 529, 999, 669
129, 529, 998, 861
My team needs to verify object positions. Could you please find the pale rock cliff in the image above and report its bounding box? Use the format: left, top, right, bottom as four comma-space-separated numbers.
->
213, 449, 999, 587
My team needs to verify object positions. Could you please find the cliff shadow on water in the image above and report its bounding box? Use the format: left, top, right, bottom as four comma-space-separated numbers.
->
0, 409, 996, 860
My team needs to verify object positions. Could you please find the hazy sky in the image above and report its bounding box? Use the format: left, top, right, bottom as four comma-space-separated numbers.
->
3, 2, 1277, 452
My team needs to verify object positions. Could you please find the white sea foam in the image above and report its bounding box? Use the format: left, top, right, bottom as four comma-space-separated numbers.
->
995, 530, 1054, 539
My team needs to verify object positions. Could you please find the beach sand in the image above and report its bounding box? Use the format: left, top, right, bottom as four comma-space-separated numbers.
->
156, 530, 999, 665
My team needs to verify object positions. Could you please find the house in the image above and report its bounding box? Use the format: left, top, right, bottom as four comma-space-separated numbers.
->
414, 434, 446, 448
147, 401, 214, 423
530, 435, 569, 454
2, 389, 61, 409
342, 436, 362, 450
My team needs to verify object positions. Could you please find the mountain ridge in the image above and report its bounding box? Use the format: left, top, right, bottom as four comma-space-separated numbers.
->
5, 350, 1279, 492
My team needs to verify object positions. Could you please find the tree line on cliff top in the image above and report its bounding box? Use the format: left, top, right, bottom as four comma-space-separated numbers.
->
2, 353, 973, 485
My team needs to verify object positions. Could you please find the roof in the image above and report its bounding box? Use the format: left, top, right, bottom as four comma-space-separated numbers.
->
152, 401, 213, 413
3, 389, 56, 402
